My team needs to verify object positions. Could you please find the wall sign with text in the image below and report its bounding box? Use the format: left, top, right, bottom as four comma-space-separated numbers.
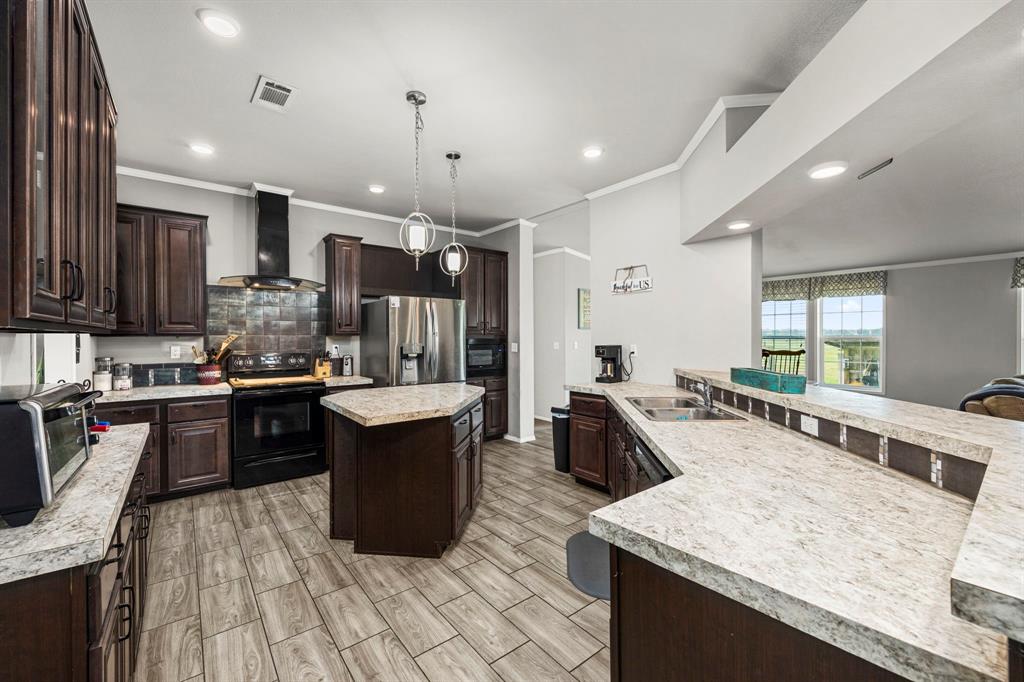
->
611, 265, 653, 295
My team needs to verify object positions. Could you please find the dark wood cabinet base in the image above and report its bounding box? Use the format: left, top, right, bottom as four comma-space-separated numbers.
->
611, 547, 908, 681
329, 401, 484, 558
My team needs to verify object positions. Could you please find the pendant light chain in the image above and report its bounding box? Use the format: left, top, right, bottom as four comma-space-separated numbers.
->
439, 150, 468, 284
413, 106, 423, 213
449, 154, 458, 236
399, 90, 435, 270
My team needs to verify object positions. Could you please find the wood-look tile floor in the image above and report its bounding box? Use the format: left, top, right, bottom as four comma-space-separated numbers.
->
138, 421, 611, 682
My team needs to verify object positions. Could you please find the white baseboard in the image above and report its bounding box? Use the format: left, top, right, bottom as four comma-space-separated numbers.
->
503, 434, 537, 444
534, 414, 552, 422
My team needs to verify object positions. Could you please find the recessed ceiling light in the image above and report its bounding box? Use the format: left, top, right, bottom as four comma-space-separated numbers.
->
727, 220, 752, 231
189, 142, 215, 155
368, 184, 386, 194
196, 9, 240, 38
582, 146, 604, 159
807, 161, 848, 180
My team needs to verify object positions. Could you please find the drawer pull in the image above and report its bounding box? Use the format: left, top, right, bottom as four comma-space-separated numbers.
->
103, 542, 125, 566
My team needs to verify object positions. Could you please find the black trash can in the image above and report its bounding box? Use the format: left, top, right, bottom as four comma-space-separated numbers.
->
551, 405, 570, 473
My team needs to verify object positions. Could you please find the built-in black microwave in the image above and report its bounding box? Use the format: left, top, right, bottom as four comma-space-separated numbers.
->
467, 338, 506, 377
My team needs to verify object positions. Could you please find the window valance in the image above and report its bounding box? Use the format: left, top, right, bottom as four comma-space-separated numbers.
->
763, 270, 887, 301
1013, 257, 1023, 289
761, 277, 811, 301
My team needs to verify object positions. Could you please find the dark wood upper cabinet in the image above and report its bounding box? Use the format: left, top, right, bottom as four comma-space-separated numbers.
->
166, 417, 230, 492
153, 213, 206, 334
483, 251, 508, 336
462, 249, 486, 334
324, 234, 362, 335
113, 208, 148, 333
461, 247, 507, 337
2, 0, 117, 332
113, 205, 206, 336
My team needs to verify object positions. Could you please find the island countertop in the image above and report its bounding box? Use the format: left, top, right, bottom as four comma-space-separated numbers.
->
569, 380, 1008, 682
321, 382, 485, 426
0, 424, 150, 585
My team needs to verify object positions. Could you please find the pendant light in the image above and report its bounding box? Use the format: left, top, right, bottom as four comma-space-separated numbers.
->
439, 151, 469, 285
399, 90, 436, 270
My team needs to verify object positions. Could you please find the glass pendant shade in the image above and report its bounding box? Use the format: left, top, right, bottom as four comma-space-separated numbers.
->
446, 250, 462, 272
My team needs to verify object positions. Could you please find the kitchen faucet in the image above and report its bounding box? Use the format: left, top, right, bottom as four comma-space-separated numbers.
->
692, 376, 714, 410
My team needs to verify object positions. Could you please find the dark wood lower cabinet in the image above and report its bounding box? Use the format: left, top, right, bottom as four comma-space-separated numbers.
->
329, 400, 484, 557
94, 397, 231, 499
0, 456, 150, 682
469, 377, 508, 440
569, 413, 606, 486
166, 418, 230, 492
611, 547, 908, 682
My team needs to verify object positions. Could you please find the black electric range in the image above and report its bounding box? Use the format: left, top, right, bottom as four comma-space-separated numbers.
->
228, 352, 326, 488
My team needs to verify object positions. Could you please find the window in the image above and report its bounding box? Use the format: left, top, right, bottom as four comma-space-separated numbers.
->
761, 300, 808, 375
819, 294, 884, 391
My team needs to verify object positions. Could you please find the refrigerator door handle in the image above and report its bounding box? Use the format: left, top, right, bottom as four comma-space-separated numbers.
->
432, 301, 440, 381
424, 299, 434, 382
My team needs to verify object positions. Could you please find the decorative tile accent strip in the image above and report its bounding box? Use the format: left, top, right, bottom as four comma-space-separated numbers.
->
888, 439, 932, 482
941, 455, 985, 500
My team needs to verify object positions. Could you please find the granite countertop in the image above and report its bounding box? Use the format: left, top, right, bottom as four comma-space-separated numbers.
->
95, 383, 232, 403
321, 383, 485, 426
0, 424, 150, 585
324, 375, 374, 388
569, 380, 1007, 682
675, 369, 1024, 643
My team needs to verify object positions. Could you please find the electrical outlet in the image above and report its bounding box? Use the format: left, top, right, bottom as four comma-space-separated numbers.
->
553, 341, 560, 350
510, 342, 519, 353
170, 345, 181, 359
630, 344, 638, 356
573, 341, 579, 350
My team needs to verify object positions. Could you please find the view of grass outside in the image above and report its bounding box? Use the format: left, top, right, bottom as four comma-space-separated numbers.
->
761, 299, 807, 375
820, 295, 883, 388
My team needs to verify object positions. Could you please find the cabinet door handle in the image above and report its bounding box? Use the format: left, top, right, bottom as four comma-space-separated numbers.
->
170, 431, 177, 445
60, 260, 75, 300
73, 263, 85, 301
117, 587, 134, 643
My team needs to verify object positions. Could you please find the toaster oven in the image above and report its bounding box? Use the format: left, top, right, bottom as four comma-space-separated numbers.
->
0, 383, 101, 526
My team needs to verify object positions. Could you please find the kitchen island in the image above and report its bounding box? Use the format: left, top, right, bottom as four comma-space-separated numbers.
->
568, 375, 1018, 682
322, 383, 485, 558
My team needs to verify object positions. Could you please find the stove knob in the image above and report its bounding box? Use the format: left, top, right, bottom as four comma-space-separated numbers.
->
287, 356, 296, 366
245, 357, 255, 368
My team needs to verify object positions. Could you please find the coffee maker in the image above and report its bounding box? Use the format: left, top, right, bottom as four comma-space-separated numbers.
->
595, 345, 623, 383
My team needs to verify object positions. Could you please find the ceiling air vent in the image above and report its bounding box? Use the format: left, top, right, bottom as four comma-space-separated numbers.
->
250, 75, 295, 112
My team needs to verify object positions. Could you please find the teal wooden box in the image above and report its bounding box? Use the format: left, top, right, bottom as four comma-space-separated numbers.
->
729, 367, 807, 394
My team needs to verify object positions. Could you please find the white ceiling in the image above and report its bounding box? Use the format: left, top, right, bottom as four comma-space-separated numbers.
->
87, 0, 861, 230
758, 3, 1024, 276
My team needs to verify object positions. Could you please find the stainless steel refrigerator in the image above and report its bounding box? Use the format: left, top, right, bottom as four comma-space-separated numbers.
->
360, 297, 467, 386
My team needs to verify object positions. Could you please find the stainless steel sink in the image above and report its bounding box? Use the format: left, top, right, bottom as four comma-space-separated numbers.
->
627, 397, 704, 410
627, 397, 745, 422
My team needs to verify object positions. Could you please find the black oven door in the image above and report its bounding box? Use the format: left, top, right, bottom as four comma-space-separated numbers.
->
232, 386, 326, 458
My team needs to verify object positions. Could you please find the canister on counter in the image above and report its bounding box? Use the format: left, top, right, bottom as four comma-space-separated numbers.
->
113, 363, 133, 391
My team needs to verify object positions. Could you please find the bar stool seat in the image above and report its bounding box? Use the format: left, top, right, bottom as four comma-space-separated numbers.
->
565, 531, 611, 600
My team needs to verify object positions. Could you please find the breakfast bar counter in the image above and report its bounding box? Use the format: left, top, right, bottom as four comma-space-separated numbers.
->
568, 377, 1014, 682
322, 383, 486, 557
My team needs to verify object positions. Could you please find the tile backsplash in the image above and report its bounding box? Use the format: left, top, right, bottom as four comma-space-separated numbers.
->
205, 285, 329, 355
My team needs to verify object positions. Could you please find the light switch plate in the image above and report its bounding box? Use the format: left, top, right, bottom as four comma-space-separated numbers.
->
510, 342, 519, 353
800, 414, 819, 437
553, 341, 560, 350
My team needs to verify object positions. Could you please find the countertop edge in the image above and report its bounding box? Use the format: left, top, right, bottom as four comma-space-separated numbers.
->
0, 424, 149, 585
671, 369, 1024, 642
588, 512, 999, 682
95, 383, 233, 403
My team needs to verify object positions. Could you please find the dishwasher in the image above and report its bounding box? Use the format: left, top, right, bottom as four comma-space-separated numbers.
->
633, 436, 673, 492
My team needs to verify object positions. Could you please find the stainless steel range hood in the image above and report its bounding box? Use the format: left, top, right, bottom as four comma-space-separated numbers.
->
218, 185, 324, 292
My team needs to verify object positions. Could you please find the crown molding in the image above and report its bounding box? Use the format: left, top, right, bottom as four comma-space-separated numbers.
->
583, 92, 781, 202
533, 247, 591, 262
115, 165, 537, 237
764, 251, 1024, 281
250, 182, 295, 197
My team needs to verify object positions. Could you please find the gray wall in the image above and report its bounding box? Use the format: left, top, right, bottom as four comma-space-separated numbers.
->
590, 170, 761, 384
532, 250, 592, 417
533, 201, 590, 254
885, 259, 1018, 409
